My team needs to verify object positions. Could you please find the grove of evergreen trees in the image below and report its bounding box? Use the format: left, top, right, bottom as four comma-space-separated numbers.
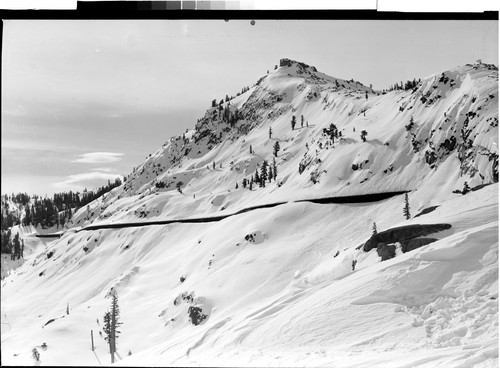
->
1, 177, 123, 257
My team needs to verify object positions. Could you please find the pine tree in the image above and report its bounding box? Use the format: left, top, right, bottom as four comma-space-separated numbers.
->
235, 182, 239, 189
249, 178, 253, 190
360, 130, 368, 142
291, 115, 296, 130
273, 141, 280, 157
462, 181, 471, 195
242, 178, 247, 189
403, 193, 411, 220
301, 115, 304, 127
372, 222, 377, 235
176, 181, 183, 194
103, 290, 122, 364
260, 160, 268, 187
268, 165, 273, 183
254, 169, 260, 184
32, 348, 40, 362
12, 233, 21, 260
272, 157, 277, 180
249, 145, 253, 154
269, 127, 272, 139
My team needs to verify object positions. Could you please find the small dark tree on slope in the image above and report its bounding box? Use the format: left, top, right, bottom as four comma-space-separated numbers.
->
291, 115, 296, 130
176, 181, 184, 194
372, 222, 377, 235
268, 127, 272, 139
272, 157, 277, 180
403, 193, 411, 220
103, 290, 122, 364
360, 130, 368, 142
462, 181, 471, 195
32, 348, 40, 362
254, 169, 260, 184
301, 115, 304, 127
260, 161, 268, 187
249, 178, 253, 190
273, 141, 280, 157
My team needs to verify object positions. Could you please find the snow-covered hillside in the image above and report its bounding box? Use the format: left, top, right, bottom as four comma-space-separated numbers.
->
2, 59, 498, 367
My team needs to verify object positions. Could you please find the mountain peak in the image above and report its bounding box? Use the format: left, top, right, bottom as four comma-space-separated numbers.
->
279, 58, 318, 72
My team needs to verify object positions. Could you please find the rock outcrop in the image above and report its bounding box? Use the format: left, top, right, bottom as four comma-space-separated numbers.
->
363, 223, 452, 253
376, 243, 396, 261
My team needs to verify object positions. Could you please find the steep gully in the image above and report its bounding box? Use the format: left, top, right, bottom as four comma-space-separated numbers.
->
37, 191, 408, 237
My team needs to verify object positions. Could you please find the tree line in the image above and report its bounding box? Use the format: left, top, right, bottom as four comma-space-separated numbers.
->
1, 178, 122, 231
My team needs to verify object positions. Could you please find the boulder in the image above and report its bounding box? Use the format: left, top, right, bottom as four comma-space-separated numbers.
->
401, 238, 438, 253
363, 223, 451, 252
376, 243, 396, 261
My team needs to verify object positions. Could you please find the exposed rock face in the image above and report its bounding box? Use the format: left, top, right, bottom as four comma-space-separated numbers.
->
400, 238, 438, 253
363, 224, 452, 252
280, 58, 293, 67
376, 243, 396, 261
279, 58, 317, 72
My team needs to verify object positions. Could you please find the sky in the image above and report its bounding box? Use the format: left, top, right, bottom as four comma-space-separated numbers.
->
1, 19, 498, 196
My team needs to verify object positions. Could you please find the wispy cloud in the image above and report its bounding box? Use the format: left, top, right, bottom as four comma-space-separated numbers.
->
72, 152, 124, 164
53, 170, 122, 191
90, 167, 115, 172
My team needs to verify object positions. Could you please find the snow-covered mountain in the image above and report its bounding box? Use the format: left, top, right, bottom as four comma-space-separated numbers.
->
2, 59, 498, 367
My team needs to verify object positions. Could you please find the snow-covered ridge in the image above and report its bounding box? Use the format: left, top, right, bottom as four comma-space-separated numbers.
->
64, 59, 497, 229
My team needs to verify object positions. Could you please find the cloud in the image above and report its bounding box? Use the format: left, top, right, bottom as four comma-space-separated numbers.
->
72, 152, 124, 164
90, 167, 115, 172
53, 170, 122, 191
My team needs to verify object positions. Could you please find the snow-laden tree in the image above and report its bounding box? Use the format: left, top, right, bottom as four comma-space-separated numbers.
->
103, 289, 122, 364
403, 193, 411, 220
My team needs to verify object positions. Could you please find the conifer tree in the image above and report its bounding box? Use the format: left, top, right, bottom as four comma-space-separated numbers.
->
269, 127, 272, 139
268, 166, 273, 183
249, 178, 253, 190
272, 157, 277, 180
291, 115, 296, 130
260, 160, 268, 187
360, 130, 368, 142
301, 115, 304, 127
235, 182, 239, 189
176, 181, 183, 194
249, 145, 253, 154
403, 193, 411, 220
32, 348, 40, 362
12, 233, 21, 260
372, 222, 377, 235
254, 169, 260, 184
103, 290, 122, 364
273, 141, 280, 157
242, 178, 247, 189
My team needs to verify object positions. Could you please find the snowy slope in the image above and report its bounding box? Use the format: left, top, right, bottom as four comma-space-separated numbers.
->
1, 59, 498, 367
64, 59, 498, 229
